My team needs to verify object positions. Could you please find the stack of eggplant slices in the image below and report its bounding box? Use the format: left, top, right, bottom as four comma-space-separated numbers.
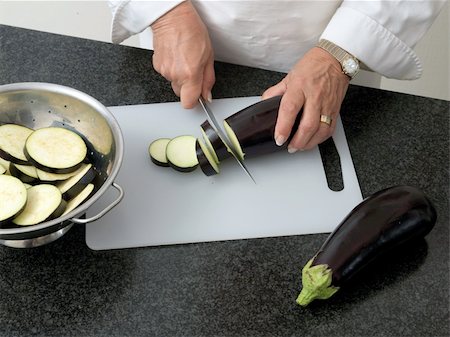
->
0, 124, 97, 227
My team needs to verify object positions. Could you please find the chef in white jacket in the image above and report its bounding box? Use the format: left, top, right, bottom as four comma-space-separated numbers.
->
108, 0, 445, 152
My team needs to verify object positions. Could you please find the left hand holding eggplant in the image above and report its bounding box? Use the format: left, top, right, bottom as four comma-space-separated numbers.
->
262, 47, 349, 152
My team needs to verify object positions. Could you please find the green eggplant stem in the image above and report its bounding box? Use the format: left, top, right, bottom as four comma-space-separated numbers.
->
296, 258, 340, 307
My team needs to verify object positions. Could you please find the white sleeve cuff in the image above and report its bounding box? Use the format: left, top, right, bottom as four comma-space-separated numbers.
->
110, 0, 185, 44
320, 7, 422, 80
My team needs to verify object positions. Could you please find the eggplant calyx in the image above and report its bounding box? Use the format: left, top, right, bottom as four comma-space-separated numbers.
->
296, 258, 339, 307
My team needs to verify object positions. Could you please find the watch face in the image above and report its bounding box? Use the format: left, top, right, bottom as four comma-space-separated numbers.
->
343, 57, 360, 77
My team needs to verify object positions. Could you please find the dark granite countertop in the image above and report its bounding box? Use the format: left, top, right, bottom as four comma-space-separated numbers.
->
0, 25, 449, 337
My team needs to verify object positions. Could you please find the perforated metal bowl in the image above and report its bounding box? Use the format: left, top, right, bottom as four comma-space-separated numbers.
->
0, 83, 124, 248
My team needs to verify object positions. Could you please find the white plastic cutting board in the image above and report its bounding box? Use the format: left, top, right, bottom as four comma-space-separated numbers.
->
85, 97, 362, 250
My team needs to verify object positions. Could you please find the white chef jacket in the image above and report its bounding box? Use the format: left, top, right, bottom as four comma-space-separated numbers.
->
108, 0, 445, 80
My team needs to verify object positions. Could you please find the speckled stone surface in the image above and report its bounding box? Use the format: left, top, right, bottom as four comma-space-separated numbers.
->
0, 25, 449, 337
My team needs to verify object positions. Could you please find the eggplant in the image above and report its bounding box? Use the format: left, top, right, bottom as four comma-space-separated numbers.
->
62, 183, 95, 216
0, 124, 34, 165
25, 127, 87, 174
297, 185, 437, 307
0, 175, 28, 225
223, 95, 301, 159
55, 163, 96, 199
148, 138, 171, 167
166, 135, 199, 172
200, 120, 231, 162
0, 157, 10, 175
9, 163, 38, 184
196, 139, 220, 176
13, 184, 65, 226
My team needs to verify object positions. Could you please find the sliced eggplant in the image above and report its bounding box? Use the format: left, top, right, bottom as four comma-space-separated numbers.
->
9, 163, 38, 184
223, 95, 301, 158
56, 163, 95, 199
166, 135, 198, 172
0, 157, 10, 175
296, 185, 437, 307
148, 138, 171, 167
200, 120, 231, 162
0, 175, 28, 224
0, 163, 5, 175
0, 124, 34, 165
196, 138, 220, 176
24, 127, 87, 174
62, 183, 95, 216
13, 184, 65, 226
36, 165, 87, 182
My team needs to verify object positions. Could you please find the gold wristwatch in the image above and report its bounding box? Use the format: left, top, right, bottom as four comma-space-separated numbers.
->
317, 39, 360, 79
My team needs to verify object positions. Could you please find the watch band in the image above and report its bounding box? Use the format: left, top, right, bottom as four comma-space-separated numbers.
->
316, 39, 360, 78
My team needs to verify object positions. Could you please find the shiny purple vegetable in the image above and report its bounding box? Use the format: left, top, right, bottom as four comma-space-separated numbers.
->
297, 185, 437, 306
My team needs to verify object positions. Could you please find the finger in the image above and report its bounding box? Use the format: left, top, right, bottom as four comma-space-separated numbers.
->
274, 89, 305, 147
171, 82, 181, 97
287, 97, 321, 153
302, 114, 336, 150
201, 58, 216, 102
261, 80, 287, 100
180, 76, 203, 109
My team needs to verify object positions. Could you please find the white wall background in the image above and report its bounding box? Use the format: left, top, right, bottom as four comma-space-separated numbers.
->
0, 0, 448, 100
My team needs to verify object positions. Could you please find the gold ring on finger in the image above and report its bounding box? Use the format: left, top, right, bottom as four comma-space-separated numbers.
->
320, 114, 332, 126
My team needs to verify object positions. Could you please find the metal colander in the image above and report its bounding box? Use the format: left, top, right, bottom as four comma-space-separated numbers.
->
0, 83, 124, 248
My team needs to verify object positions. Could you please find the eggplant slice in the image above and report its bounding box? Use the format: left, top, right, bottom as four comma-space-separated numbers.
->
13, 184, 64, 226
0, 175, 28, 224
148, 138, 171, 167
0, 124, 34, 165
196, 139, 220, 176
166, 135, 199, 172
0, 157, 10, 175
25, 127, 87, 174
9, 163, 38, 184
0, 163, 6, 175
56, 163, 95, 199
200, 120, 231, 162
62, 183, 95, 216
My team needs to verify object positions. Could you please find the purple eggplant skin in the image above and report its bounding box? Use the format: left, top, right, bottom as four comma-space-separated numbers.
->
224, 95, 301, 158
297, 185, 437, 307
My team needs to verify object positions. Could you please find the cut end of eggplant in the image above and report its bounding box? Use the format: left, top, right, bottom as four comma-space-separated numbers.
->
296, 258, 340, 307
223, 121, 245, 161
196, 139, 220, 176
166, 135, 198, 172
148, 138, 171, 167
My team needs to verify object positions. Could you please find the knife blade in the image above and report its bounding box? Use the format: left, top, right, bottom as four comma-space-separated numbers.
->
198, 97, 256, 184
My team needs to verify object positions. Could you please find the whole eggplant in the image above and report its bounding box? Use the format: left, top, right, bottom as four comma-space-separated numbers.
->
297, 185, 437, 307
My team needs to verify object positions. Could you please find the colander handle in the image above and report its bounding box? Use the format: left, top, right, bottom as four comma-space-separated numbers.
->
71, 182, 124, 224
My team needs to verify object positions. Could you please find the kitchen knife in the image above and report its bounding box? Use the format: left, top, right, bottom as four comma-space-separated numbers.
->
198, 97, 256, 184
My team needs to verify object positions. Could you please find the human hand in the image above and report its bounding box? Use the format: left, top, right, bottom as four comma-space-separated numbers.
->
151, 1, 215, 108
262, 47, 350, 152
